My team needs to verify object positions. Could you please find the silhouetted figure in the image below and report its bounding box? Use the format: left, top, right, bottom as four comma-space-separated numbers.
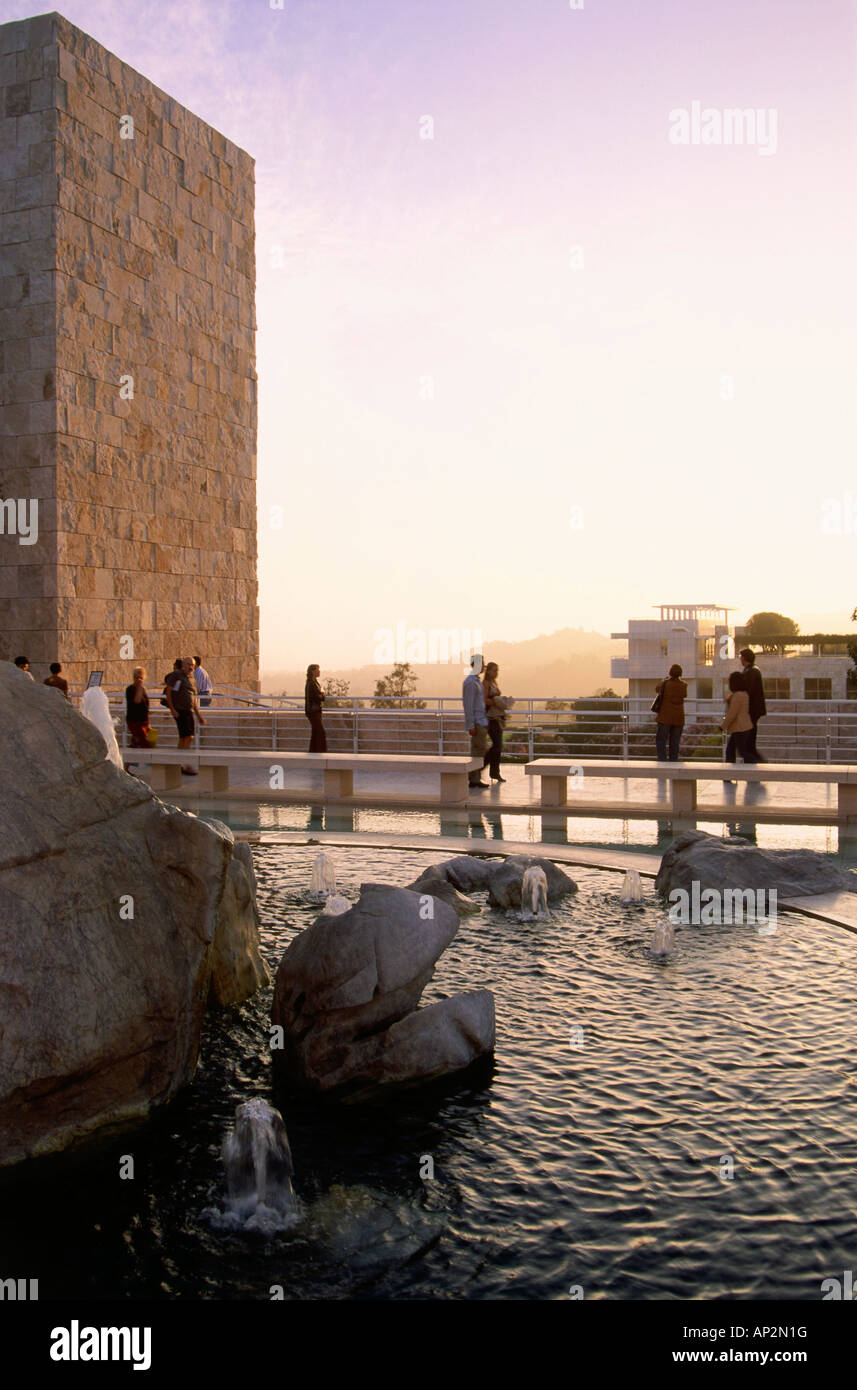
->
14, 656, 34, 680
654, 663, 687, 761
44, 661, 70, 700
721, 670, 752, 778
482, 661, 508, 782
165, 656, 206, 775
305, 664, 327, 752
462, 653, 489, 788
739, 648, 767, 763
124, 666, 151, 772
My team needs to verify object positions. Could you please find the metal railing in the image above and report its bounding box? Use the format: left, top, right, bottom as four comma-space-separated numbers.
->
68, 689, 857, 764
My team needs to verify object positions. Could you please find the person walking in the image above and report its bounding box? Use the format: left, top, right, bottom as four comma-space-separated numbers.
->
721, 670, 752, 779
482, 661, 508, 783
165, 656, 206, 775
305, 664, 327, 752
463, 653, 490, 788
124, 666, 151, 772
44, 662, 70, 700
739, 648, 767, 763
193, 656, 213, 707
653, 663, 687, 761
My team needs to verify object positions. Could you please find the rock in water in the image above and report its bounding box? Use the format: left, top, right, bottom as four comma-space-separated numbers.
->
404, 866, 481, 917
0, 666, 268, 1169
655, 830, 857, 900
203, 831, 271, 1007
487, 854, 578, 908
438, 856, 496, 893
271, 884, 495, 1095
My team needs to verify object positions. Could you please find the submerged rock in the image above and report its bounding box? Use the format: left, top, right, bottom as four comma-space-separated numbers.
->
440, 855, 496, 893
405, 866, 481, 917
205, 833, 271, 1007
655, 830, 857, 900
0, 664, 268, 1169
487, 854, 578, 908
271, 884, 494, 1096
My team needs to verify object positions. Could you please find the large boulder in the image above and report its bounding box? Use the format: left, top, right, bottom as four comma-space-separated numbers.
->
206, 833, 271, 1007
655, 829, 857, 899
0, 664, 268, 1168
405, 866, 481, 917
440, 855, 496, 893
487, 854, 578, 908
271, 883, 494, 1095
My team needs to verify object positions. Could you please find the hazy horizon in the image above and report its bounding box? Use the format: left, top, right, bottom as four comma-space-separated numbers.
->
7, 0, 854, 672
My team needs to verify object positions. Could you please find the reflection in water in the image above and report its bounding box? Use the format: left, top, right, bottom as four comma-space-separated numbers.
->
2, 847, 854, 1301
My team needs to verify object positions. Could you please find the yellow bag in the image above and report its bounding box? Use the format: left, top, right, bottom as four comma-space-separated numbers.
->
146, 727, 159, 747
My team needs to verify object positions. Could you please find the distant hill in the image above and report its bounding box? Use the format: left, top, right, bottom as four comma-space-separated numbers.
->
261, 627, 626, 698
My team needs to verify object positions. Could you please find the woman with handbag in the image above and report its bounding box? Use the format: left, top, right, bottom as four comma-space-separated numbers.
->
124, 666, 152, 772
653, 663, 687, 761
482, 661, 509, 783
305, 663, 327, 752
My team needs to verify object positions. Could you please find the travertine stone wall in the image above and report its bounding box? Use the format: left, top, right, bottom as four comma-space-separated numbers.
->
0, 12, 258, 689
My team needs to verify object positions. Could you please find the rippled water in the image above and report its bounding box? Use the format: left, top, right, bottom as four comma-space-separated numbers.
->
3, 845, 855, 1301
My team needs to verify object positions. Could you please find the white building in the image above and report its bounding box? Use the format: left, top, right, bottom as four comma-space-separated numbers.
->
611, 604, 850, 723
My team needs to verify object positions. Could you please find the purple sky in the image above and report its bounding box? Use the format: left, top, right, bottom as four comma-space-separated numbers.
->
4, 0, 856, 668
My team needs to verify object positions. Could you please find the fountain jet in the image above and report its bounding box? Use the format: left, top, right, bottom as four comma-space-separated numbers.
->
651, 919, 675, 958
308, 851, 336, 902
620, 869, 643, 905
222, 1098, 296, 1219
519, 865, 549, 921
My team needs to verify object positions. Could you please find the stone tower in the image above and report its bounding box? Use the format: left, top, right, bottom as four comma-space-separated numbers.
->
0, 12, 258, 689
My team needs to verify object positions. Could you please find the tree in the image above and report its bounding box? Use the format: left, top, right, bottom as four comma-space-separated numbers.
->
324, 676, 362, 709
743, 612, 799, 653
371, 662, 426, 709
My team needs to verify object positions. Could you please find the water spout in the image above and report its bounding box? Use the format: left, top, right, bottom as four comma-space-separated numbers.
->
620, 869, 643, 905
308, 851, 336, 902
320, 894, 350, 916
222, 1099, 296, 1221
80, 686, 124, 769
651, 919, 675, 958
519, 866, 549, 921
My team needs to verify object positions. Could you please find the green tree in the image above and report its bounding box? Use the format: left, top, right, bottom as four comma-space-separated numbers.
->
743, 612, 799, 653
371, 662, 426, 709
324, 677, 362, 709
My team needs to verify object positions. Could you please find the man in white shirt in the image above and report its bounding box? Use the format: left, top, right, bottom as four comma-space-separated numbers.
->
193, 656, 213, 707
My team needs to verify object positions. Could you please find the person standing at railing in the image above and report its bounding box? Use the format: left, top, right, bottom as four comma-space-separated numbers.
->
124, 667, 152, 772
720, 670, 752, 781
193, 656, 213, 707
739, 648, 767, 764
165, 656, 206, 775
653, 664, 687, 761
305, 663, 327, 752
463, 653, 490, 788
482, 661, 509, 783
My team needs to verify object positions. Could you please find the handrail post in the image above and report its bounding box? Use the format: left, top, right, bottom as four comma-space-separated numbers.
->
528, 700, 534, 761
272, 709, 278, 751
353, 696, 359, 753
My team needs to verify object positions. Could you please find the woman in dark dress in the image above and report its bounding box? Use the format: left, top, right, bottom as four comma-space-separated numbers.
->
482, 661, 507, 782
305, 663, 327, 752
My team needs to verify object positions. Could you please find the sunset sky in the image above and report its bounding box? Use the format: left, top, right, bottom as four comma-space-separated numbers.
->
4, 0, 856, 668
